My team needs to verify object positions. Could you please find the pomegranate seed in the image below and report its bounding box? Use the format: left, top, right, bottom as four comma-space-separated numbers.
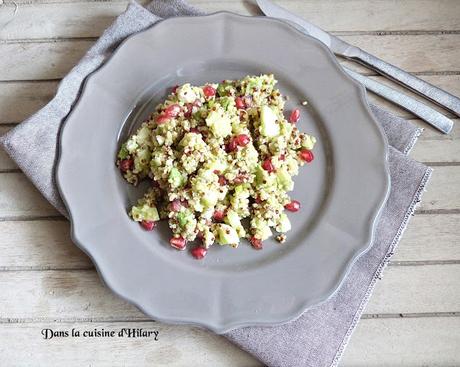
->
255, 196, 263, 204
156, 114, 170, 124
164, 104, 181, 118
279, 154, 286, 161
184, 103, 193, 118
236, 134, 250, 147
262, 158, 275, 173
170, 236, 187, 250
203, 85, 216, 98
218, 175, 227, 186
189, 127, 200, 134
172, 85, 179, 94
213, 210, 225, 222
250, 237, 263, 250
235, 97, 245, 109
196, 231, 204, 241
226, 138, 238, 153
289, 109, 300, 123
299, 149, 314, 163
119, 159, 133, 172
191, 246, 207, 260
285, 200, 301, 212
243, 95, 253, 108
140, 220, 156, 231
170, 199, 181, 212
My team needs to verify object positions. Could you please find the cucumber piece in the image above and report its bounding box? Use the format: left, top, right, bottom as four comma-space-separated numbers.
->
276, 213, 291, 233
260, 105, 280, 137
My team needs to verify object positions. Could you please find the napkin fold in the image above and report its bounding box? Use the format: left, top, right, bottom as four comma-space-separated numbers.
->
0, 1, 433, 366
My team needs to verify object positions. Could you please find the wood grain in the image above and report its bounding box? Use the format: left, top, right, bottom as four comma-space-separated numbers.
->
0, 81, 58, 124
0, 166, 456, 219
1, 0, 460, 41
394, 214, 460, 262
0, 126, 18, 170
341, 317, 460, 366
418, 166, 460, 212
0, 321, 260, 367
0, 173, 59, 217
0, 213, 459, 271
0, 40, 93, 81
1, 34, 460, 82
0, 0, 459, 365
0, 317, 458, 366
0, 265, 458, 322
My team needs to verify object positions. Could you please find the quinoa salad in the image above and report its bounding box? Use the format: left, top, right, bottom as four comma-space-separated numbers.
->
117, 74, 317, 259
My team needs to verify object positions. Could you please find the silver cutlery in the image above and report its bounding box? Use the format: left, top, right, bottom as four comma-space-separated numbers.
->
344, 68, 453, 133
256, 0, 458, 133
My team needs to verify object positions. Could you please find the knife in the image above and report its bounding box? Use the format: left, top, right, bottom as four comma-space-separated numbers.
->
256, 0, 460, 124
344, 68, 453, 134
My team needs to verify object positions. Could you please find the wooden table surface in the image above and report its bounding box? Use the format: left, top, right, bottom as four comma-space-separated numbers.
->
0, 0, 459, 365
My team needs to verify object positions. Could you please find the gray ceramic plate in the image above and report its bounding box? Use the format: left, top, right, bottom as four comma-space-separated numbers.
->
56, 12, 390, 333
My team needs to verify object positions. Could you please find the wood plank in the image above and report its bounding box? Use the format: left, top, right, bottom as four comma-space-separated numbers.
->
0, 265, 458, 321
0, 2, 129, 40
393, 214, 460, 262
341, 317, 460, 366
0, 76, 458, 127
0, 164, 454, 220
0, 81, 58, 124
365, 264, 460, 315
410, 119, 460, 163
0, 220, 90, 270
0, 213, 459, 270
0, 40, 93, 81
0, 317, 458, 366
1, 213, 459, 270
0, 163, 454, 219
0, 76, 459, 126
418, 166, 460, 212
0, 173, 59, 217
1, 0, 460, 40
0, 321, 260, 367
1, 34, 460, 81
0, 126, 18, 170
340, 34, 460, 74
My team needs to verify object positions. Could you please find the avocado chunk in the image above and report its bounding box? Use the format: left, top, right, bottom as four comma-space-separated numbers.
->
252, 217, 272, 241
201, 189, 218, 208
206, 107, 232, 138
168, 167, 185, 188
131, 204, 159, 222
177, 209, 194, 228
260, 105, 280, 137
276, 168, 294, 191
216, 224, 240, 246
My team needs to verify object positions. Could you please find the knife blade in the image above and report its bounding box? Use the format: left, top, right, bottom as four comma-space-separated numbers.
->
256, 0, 460, 125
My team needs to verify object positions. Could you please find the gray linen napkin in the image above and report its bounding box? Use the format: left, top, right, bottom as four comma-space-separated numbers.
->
0, 1, 432, 366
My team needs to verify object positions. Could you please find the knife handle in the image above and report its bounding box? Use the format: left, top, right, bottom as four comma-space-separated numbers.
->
345, 68, 454, 134
350, 48, 460, 118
